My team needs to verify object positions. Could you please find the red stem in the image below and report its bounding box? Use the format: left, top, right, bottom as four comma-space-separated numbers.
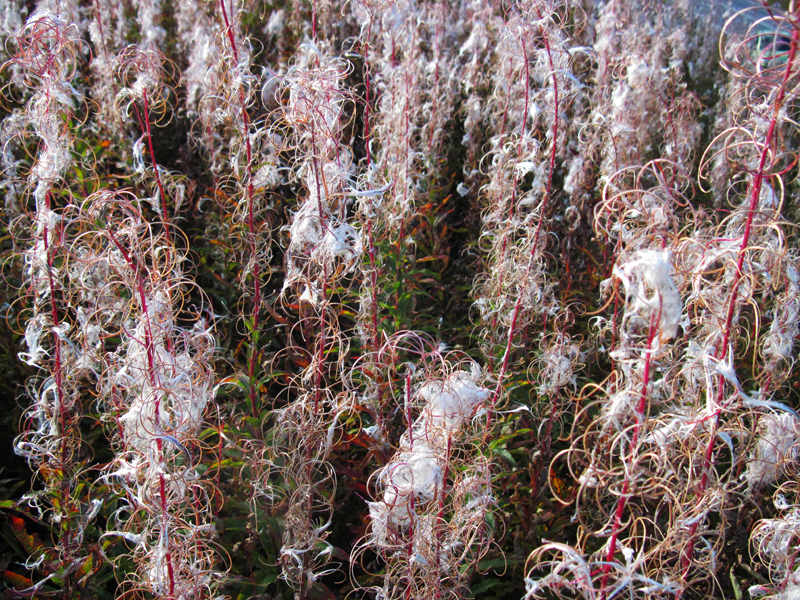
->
219, 0, 262, 418
488, 17, 560, 425
42, 193, 73, 552
142, 88, 170, 239
106, 226, 176, 597
678, 14, 800, 591
598, 310, 659, 599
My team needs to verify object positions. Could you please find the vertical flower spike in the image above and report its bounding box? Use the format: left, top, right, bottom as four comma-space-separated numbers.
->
355, 0, 459, 236
281, 42, 361, 300
114, 44, 184, 232
10, 8, 91, 580
271, 39, 364, 596
675, 4, 800, 585
475, 0, 582, 367
358, 334, 493, 600
87, 0, 129, 134
83, 192, 221, 600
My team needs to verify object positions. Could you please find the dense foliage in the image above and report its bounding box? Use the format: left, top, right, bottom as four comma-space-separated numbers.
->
1, 0, 799, 599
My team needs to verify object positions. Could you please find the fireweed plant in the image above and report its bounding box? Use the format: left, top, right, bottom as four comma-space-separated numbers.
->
1, 0, 800, 599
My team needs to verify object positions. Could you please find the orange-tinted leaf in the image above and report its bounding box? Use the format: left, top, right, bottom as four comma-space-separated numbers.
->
2, 570, 32, 589
8, 516, 44, 555
76, 555, 94, 580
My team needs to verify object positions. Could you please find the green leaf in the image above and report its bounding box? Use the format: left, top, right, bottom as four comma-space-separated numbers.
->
256, 571, 278, 589
491, 447, 517, 468
489, 429, 533, 448
221, 516, 250, 532
478, 556, 523, 571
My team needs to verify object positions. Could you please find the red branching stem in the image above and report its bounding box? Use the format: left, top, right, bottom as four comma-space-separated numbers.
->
42, 192, 72, 550
488, 18, 559, 425
141, 88, 170, 239
219, 0, 238, 65
106, 226, 176, 597
363, 34, 372, 168
367, 220, 380, 351
434, 434, 452, 600
678, 15, 799, 591
599, 310, 659, 599
219, 0, 262, 418
310, 126, 329, 231
313, 263, 328, 413
106, 229, 158, 381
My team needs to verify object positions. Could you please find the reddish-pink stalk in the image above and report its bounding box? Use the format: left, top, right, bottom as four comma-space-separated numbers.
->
597, 173, 673, 593
313, 262, 328, 413
391, 71, 413, 324
359, 28, 381, 352
142, 88, 170, 239
310, 126, 330, 233
598, 310, 658, 599
433, 434, 452, 600
677, 16, 799, 593
366, 219, 380, 350
41, 191, 73, 552
298, 151, 335, 600
488, 19, 559, 425
356, 29, 382, 351
486, 36, 528, 373
219, 0, 262, 419
107, 228, 176, 597
426, 5, 443, 156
